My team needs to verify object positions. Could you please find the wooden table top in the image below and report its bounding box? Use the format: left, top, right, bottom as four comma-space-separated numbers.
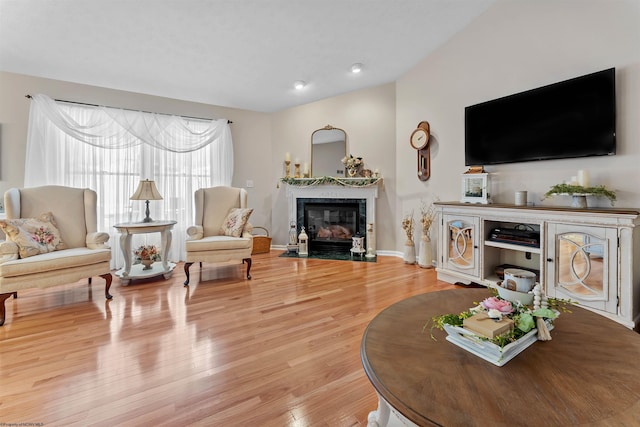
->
361, 288, 640, 426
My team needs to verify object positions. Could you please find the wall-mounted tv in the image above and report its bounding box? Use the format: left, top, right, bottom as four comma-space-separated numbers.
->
465, 68, 616, 166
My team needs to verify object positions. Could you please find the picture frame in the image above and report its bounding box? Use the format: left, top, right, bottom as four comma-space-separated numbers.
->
461, 172, 490, 204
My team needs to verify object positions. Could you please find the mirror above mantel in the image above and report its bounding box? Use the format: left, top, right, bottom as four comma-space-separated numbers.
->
311, 125, 347, 177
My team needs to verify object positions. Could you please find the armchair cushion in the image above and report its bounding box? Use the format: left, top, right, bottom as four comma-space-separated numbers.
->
185, 235, 252, 252
0, 212, 66, 258
221, 208, 253, 237
0, 247, 111, 279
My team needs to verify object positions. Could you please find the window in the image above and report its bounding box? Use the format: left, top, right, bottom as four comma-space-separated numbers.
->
25, 95, 233, 267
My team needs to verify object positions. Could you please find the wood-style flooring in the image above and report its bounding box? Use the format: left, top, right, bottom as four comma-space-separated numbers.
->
0, 252, 456, 426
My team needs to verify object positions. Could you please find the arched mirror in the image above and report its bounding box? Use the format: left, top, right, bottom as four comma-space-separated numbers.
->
311, 125, 347, 177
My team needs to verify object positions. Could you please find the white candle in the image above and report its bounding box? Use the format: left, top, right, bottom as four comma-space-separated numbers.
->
285, 152, 290, 162
295, 158, 300, 165
570, 176, 578, 185
577, 170, 590, 187
303, 162, 308, 173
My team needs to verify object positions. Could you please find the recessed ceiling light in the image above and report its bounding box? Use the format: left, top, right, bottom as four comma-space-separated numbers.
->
351, 63, 363, 74
294, 80, 306, 90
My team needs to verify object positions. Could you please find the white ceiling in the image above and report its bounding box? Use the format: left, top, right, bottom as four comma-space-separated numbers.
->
0, 0, 495, 112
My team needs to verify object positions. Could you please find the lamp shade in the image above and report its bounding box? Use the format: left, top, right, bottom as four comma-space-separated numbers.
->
130, 180, 163, 201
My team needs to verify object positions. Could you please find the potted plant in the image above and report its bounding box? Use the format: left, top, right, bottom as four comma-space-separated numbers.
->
543, 183, 616, 208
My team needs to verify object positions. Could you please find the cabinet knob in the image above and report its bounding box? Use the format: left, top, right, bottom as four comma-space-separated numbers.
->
546, 258, 553, 263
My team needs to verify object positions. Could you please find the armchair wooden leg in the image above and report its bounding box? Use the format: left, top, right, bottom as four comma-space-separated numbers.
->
243, 258, 252, 279
0, 292, 13, 326
100, 273, 113, 299
184, 262, 194, 286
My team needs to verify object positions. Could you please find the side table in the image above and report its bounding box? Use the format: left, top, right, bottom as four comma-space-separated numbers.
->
113, 220, 177, 285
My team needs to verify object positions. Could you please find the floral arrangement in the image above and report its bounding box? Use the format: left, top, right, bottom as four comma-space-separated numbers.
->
341, 154, 363, 169
543, 183, 616, 205
341, 154, 364, 177
401, 211, 414, 243
420, 197, 438, 236
133, 245, 161, 262
427, 287, 573, 348
33, 226, 55, 245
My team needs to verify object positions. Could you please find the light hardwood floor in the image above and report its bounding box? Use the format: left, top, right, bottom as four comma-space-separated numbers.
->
0, 251, 455, 426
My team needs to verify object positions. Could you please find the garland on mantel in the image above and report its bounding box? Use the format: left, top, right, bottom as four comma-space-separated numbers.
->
280, 176, 382, 188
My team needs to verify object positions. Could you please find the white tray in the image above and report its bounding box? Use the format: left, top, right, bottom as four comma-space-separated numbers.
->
443, 321, 554, 367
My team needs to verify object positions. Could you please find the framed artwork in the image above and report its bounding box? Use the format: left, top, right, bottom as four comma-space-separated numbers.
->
461, 172, 490, 204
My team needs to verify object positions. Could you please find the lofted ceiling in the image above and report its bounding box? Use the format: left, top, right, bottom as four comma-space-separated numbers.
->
0, 0, 495, 112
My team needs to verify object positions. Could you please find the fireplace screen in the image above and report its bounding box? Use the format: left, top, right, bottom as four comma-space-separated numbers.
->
297, 198, 366, 253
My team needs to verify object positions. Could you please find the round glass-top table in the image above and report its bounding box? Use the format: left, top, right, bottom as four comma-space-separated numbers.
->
361, 288, 640, 426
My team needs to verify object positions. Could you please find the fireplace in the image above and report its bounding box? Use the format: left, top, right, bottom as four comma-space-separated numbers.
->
286, 181, 380, 256
296, 198, 366, 253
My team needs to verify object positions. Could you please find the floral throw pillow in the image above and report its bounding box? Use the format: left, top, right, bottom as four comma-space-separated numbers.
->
220, 208, 253, 238
0, 212, 66, 258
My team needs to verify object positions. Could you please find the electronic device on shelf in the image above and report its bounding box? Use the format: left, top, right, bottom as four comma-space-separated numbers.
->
488, 226, 540, 248
465, 68, 616, 166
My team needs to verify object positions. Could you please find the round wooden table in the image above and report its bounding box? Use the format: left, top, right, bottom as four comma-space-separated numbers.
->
361, 288, 640, 426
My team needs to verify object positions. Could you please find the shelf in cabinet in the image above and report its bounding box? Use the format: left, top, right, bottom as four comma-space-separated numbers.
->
484, 240, 540, 254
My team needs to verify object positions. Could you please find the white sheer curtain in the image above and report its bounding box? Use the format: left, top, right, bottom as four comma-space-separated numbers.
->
25, 94, 233, 269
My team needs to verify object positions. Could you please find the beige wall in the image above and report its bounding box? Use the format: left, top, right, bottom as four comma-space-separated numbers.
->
0, 71, 273, 231
396, 0, 640, 253
271, 83, 397, 250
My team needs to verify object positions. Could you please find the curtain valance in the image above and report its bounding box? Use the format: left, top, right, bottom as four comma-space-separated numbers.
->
27, 93, 231, 153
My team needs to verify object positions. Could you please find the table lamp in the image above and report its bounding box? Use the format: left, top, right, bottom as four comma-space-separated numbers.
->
130, 179, 163, 223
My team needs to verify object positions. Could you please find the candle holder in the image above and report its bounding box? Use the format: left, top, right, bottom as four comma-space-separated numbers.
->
294, 162, 301, 178
366, 222, 376, 258
285, 160, 291, 178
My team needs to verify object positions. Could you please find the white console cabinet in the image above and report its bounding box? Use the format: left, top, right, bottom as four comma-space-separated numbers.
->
434, 202, 640, 329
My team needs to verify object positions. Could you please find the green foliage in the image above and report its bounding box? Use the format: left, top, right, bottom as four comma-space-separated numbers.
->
515, 313, 535, 332
280, 176, 381, 187
543, 184, 616, 205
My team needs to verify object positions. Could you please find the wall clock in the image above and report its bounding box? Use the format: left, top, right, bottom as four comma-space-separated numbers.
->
410, 121, 431, 181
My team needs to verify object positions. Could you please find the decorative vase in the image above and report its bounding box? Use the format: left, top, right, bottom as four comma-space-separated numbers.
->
141, 259, 153, 270
403, 239, 416, 264
347, 166, 360, 177
418, 233, 433, 269
571, 195, 588, 208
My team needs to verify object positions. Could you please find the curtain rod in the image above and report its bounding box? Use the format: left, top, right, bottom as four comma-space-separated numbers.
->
25, 94, 233, 124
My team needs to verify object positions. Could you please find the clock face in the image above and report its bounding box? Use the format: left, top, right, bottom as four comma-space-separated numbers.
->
410, 128, 429, 150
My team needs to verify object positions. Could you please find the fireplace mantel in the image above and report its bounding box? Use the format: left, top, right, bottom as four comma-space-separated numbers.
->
284, 178, 381, 253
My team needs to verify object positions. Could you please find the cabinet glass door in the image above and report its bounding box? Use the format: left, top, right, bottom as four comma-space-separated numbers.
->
443, 215, 479, 276
547, 224, 617, 313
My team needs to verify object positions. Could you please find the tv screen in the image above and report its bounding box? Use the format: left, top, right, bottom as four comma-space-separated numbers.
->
465, 68, 616, 166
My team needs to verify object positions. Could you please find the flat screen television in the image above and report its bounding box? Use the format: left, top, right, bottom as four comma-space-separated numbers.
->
465, 68, 616, 166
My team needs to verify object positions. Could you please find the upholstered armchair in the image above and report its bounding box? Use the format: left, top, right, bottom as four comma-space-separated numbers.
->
184, 186, 253, 285
0, 186, 113, 326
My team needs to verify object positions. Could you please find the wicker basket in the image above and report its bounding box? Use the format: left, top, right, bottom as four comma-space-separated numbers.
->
252, 226, 272, 254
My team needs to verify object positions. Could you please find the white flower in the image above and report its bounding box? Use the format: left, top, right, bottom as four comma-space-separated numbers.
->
469, 304, 484, 314
487, 309, 503, 320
